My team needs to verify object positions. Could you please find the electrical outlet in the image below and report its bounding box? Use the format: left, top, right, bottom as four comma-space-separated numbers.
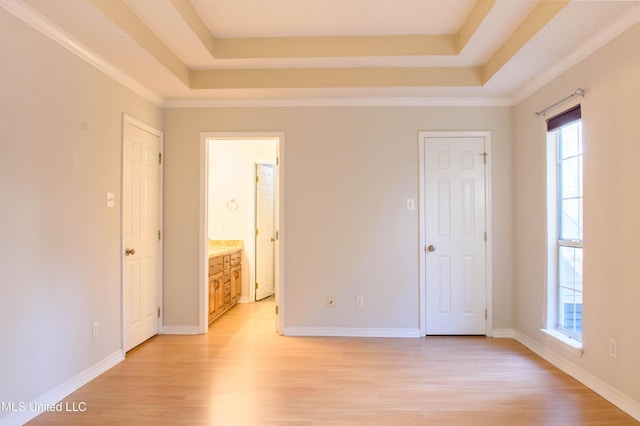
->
356, 296, 364, 308
92, 322, 99, 339
327, 297, 335, 308
609, 338, 617, 358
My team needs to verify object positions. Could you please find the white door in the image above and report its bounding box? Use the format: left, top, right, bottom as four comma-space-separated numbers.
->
255, 164, 275, 301
123, 118, 162, 351
424, 136, 487, 335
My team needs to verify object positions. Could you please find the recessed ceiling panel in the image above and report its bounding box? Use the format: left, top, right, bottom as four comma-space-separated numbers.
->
191, 0, 477, 38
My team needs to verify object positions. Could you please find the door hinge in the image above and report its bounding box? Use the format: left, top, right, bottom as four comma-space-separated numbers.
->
256, 228, 259, 236
480, 152, 487, 164
256, 175, 259, 183
158, 307, 161, 318
276, 156, 279, 166
275, 305, 279, 315
255, 282, 259, 289
485, 309, 488, 320
158, 230, 161, 241
484, 231, 487, 242
159, 153, 162, 165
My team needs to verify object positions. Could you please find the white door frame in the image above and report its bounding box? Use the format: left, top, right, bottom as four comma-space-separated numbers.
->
199, 132, 285, 335
418, 131, 493, 337
121, 114, 164, 354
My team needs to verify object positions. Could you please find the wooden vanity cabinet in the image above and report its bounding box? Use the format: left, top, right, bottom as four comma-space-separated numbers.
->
208, 256, 223, 323
208, 249, 242, 324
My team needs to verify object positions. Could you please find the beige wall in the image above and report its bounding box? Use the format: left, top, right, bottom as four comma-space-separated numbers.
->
0, 8, 162, 417
512, 22, 640, 403
4, 0, 640, 418
163, 106, 514, 332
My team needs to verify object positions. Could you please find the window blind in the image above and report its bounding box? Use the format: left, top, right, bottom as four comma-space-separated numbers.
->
547, 105, 581, 132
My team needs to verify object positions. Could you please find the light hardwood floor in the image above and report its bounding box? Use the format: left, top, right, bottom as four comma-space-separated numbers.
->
30, 299, 637, 425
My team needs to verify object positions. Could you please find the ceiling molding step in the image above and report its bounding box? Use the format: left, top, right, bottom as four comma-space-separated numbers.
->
190, 67, 483, 90
458, 0, 496, 52
0, 0, 164, 106
170, 0, 493, 59
212, 35, 458, 59
169, 0, 217, 58
89, 0, 191, 86
162, 96, 512, 109
481, 0, 569, 84
511, 2, 640, 105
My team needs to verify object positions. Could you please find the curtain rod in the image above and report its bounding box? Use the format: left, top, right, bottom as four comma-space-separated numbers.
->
534, 88, 585, 118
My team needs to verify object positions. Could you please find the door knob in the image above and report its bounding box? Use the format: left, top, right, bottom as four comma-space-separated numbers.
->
125, 248, 136, 256
427, 245, 436, 252
271, 237, 276, 242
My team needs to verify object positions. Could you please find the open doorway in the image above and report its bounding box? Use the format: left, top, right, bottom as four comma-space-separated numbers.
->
199, 132, 284, 334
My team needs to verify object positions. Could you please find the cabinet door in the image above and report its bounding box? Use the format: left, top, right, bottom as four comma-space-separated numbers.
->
230, 264, 241, 303
214, 272, 225, 314
208, 276, 216, 322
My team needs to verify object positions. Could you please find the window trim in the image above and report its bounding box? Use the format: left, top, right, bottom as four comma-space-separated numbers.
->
541, 328, 584, 357
545, 105, 584, 345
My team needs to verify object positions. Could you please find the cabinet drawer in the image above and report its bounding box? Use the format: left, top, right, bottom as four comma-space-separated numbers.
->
223, 255, 231, 269
230, 252, 241, 266
209, 256, 223, 274
223, 269, 230, 284
223, 282, 231, 296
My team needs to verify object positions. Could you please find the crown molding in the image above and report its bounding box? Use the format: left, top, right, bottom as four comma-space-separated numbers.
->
511, 2, 640, 105
163, 96, 512, 109
0, 0, 165, 106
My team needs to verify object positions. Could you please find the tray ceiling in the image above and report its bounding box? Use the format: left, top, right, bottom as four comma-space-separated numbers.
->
3, 0, 640, 105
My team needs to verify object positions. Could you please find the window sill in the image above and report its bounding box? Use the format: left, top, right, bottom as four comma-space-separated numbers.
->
540, 329, 584, 357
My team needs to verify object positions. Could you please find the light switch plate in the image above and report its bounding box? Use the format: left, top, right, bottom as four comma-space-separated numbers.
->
406, 198, 416, 211
106, 192, 115, 208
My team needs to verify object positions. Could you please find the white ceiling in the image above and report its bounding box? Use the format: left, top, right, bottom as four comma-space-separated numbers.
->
3, 0, 640, 106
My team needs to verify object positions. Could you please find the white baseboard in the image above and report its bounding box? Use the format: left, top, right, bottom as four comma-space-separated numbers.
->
492, 328, 516, 338
0, 350, 123, 426
160, 325, 201, 335
514, 331, 640, 422
284, 327, 421, 338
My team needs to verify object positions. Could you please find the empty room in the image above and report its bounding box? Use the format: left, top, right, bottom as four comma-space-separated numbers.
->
1, 0, 639, 424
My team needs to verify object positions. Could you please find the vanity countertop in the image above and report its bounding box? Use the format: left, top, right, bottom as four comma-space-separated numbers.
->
208, 240, 243, 257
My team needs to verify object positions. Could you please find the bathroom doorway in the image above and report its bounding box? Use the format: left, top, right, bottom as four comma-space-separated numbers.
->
199, 132, 284, 334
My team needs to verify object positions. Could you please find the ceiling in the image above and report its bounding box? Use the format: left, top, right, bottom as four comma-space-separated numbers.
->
3, 0, 640, 106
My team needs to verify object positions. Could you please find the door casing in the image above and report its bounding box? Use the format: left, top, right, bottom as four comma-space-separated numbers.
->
418, 131, 493, 337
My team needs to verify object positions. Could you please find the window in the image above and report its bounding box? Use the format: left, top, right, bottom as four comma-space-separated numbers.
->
546, 105, 583, 341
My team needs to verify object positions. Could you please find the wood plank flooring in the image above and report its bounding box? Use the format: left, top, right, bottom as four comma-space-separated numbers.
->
29, 299, 638, 425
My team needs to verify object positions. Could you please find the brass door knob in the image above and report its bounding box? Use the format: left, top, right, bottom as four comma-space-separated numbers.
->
427, 245, 436, 252
125, 248, 136, 256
